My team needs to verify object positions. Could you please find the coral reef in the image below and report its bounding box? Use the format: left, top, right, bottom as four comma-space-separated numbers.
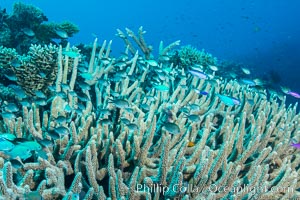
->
0, 28, 299, 200
0, 2, 79, 54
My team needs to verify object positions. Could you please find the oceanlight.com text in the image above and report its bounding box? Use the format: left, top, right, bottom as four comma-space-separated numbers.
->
136, 183, 294, 196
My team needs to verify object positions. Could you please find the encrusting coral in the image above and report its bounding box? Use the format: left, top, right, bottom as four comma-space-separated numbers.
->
0, 27, 299, 200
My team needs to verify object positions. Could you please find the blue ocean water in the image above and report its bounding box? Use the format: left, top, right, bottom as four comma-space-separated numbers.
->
2, 0, 300, 105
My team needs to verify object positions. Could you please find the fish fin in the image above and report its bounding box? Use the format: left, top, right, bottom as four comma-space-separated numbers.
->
289, 138, 298, 146
13, 138, 29, 143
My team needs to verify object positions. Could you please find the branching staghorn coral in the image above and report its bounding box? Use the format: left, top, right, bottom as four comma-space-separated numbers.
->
0, 30, 299, 200
116, 26, 153, 59
117, 26, 181, 61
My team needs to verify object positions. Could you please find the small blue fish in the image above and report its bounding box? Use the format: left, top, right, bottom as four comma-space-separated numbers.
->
55, 116, 68, 124
71, 193, 80, 200
239, 78, 256, 86
100, 118, 112, 125
287, 91, 300, 99
22, 28, 35, 37
1, 112, 16, 120
0, 133, 16, 141
54, 126, 70, 136
216, 94, 241, 106
48, 85, 56, 92
4, 73, 17, 81
74, 108, 83, 116
154, 85, 169, 91
163, 122, 181, 134
11, 87, 27, 99
61, 83, 71, 91
20, 99, 31, 107
188, 70, 207, 79
184, 114, 200, 122
80, 72, 93, 80
34, 91, 46, 99
56, 91, 68, 99
4, 103, 19, 112
64, 104, 73, 113
127, 123, 138, 131
78, 81, 91, 91
120, 118, 131, 125
18, 141, 42, 151
98, 108, 111, 116
145, 59, 158, 67
6, 145, 32, 160
10, 58, 22, 68
68, 91, 77, 97
48, 130, 60, 140
100, 58, 111, 65
55, 29, 68, 39
77, 93, 90, 102
109, 99, 130, 109
35, 149, 48, 160
62, 51, 80, 58
194, 89, 209, 96
34, 98, 47, 106
247, 99, 255, 106
23, 191, 43, 200
140, 103, 150, 111
37, 138, 53, 147
0, 140, 15, 151
39, 72, 46, 78
189, 103, 200, 111
241, 67, 251, 75
78, 66, 88, 73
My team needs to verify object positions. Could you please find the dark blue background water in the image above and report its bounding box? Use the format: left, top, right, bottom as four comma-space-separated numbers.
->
3, 0, 300, 106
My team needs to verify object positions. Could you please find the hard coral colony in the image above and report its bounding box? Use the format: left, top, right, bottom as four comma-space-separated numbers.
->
0, 7, 299, 200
